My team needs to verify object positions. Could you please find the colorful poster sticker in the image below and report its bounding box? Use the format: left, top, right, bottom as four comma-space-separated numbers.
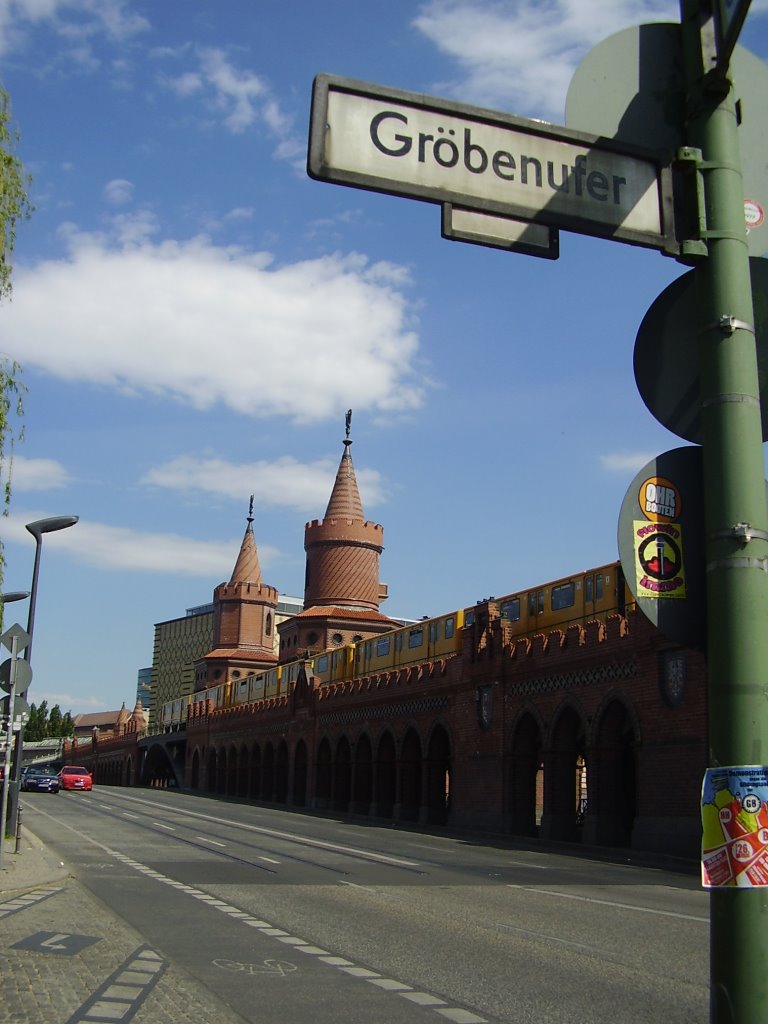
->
632, 520, 686, 598
702, 765, 768, 888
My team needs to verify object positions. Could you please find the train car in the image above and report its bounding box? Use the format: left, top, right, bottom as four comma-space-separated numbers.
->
354, 609, 465, 677
160, 695, 191, 730
312, 644, 355, 685
491, 560, 631, 637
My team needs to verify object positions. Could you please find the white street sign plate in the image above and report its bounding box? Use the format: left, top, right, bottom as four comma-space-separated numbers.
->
308, 74, 677, 253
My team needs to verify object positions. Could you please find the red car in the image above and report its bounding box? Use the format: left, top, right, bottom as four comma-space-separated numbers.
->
58, 766, 93, 791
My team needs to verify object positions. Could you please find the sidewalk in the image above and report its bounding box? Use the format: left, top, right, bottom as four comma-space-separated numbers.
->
0, 826, 70, 893
0, 827, 246, 1024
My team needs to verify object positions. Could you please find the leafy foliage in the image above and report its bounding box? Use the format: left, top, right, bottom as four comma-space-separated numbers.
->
23, 700, 75, 741
0, 83, 31, 621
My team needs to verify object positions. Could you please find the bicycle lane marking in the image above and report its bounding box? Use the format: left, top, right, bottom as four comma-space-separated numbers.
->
31, 807, 490, 1024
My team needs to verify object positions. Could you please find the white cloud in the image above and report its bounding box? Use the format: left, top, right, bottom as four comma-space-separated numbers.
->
413, 0, 679, 118
103, 178, 134, 205
143, 454, 387, 512
0, 0, 150, 59
160, 46, 301, 157
3, 226, 425, 424
0, 455, 72, 492
600, 451, 654, 473
1, 510, 276, 576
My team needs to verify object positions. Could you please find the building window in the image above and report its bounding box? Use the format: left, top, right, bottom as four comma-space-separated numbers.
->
332, 633, 343, 645
307, 632, 318, 645
265, 613, 272, 636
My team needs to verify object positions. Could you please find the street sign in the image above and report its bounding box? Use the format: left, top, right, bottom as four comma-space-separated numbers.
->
617, 446, 706, 650
634, 257, 768, 443
0, 657, 33, 694
565, 23, 768, 257
308, 74, 677, 253
1, 624, 30, 654
441, 204, 559, 259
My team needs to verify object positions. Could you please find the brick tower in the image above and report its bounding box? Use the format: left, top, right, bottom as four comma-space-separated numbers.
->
278, 412, 394, 662
197, 498, 279, 689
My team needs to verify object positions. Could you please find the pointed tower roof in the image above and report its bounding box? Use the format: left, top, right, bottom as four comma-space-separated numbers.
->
324, 412, 365, 519
229, 495, 263, 585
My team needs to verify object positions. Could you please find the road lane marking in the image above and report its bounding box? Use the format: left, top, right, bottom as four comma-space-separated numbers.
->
196, 836, 226, 847
507, 885, 707, 922
153, 822, 175, 830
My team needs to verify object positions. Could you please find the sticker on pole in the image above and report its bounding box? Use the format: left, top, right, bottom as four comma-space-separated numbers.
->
702, 765, 768, 887
745, 198, 764, 231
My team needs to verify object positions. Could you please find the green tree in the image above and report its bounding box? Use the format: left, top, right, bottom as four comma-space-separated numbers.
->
48, 704, 63, 736
0, 82, 32, 618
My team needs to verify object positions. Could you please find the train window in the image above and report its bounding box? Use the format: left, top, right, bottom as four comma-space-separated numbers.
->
528, 592, 536, 616
551, 582, 575, 611
377, 636, 391, 656
408, 627, 424, 648
396, 632, 403, 652
445, 616, 455, 638
465, 610, 475, 627
501, 598, 520, 621
596, 574, 604, 600
429, 621, 436, 643
316, 654, 329, 673
529, 591, 544, 615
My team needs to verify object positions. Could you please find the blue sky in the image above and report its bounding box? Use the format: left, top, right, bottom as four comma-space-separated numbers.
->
1, 0, 767, 716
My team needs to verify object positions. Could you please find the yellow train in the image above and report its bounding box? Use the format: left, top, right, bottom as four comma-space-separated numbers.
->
160, 560, 631, 725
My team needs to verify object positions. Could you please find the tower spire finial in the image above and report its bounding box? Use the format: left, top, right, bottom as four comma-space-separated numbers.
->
345, 409, 352, 447
248, 494, 254, 523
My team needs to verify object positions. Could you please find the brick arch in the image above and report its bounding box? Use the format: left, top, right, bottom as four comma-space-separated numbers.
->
190, 747, 201, 790
226, 743, 238, 796
275, 740, 289, 803
250, 742, 262, 800
374, 730, 397, 819
399, 727, 423, 822
352, 731, 373, 814
315, 736, 332, 809
237, 742, 249, 798
334, 735, 352, 812
585, 692, 639, 848
293, 739, 308, 807
425, 722, 451, 825
507, 706, 545, 837
541, 700, 588, 842
262, 742, 275, 802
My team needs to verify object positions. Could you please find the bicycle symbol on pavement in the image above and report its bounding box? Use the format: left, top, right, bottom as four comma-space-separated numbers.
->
213, 958, 297, 976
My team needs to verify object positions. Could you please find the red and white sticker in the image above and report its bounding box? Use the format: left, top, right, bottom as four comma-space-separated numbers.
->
745, 199, 764, 230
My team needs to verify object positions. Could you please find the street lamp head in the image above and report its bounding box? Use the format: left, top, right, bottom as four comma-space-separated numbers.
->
25, 515, 79, 540
0, 591, 30, 603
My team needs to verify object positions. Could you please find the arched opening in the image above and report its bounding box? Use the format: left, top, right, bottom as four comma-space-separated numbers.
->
591, 699, 637, 847
542, 704, 587, 842
293, 740, 308, 807
250, 743, 262, 800
190, 749, 200, 790
262, 743, 275, 801
399, 728, 422, 822
315, 737, 332, 809
226, 744, 238, 796
334, 736, 352, 812
353, 733, 373, 814
237, 743, 249, 798
275, 741, 289, 803
508, 713, 543, 836
374, 731, 397, 819
426, 725, 451, 825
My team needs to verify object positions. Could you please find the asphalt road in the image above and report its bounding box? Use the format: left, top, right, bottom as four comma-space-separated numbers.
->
23, 789, 709, 1024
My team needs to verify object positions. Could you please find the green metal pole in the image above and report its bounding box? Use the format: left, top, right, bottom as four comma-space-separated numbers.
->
680, 3, 768, 1021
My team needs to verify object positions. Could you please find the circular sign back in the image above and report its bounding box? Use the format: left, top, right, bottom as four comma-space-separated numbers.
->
634, 257, 768, 443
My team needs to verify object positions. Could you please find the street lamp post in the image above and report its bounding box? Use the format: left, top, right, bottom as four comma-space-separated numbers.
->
7, 515, 79, 836
0, 591, 30, 866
